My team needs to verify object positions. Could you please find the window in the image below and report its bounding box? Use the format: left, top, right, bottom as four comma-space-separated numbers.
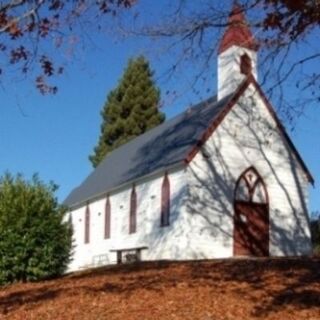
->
235, 167, 268, 204
240, 53, 252, 76
84, 204, 90, 244
161, 172, 170, 227
104, 195, 111, 239
129, 185, 137, 234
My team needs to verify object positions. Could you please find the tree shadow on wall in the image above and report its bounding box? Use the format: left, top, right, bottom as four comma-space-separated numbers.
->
96, 87, 316, 316
182, 91, 315, 316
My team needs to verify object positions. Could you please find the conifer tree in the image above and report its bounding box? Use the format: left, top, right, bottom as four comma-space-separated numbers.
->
89, 56, 165, 168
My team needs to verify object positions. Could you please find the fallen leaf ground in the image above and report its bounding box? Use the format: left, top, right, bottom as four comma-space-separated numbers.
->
0, 258, 319, 320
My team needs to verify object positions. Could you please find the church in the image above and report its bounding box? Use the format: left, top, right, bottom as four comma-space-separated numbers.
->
64, 4, 313, 272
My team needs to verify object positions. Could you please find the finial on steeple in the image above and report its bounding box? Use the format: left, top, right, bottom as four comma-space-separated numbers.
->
229, 1, 244, 23
218, 1, 258, 54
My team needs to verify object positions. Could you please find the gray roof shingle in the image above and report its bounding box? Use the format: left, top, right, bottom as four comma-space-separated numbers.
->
64, 94, 232, 207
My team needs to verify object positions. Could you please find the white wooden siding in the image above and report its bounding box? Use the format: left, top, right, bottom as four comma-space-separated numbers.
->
186, 83, 312, 258
67, 168, 188, 272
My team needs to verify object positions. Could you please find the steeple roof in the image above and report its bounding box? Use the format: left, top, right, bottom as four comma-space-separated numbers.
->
219, 2, 258, 54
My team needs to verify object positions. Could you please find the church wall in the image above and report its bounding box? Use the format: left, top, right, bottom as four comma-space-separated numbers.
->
186, 84, 312, 258
67, 84, 312, 272
67, 166, 188, 272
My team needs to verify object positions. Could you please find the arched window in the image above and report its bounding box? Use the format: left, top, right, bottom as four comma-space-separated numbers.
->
129, 185, 137, 234
104, 195, 111, 239
235, 167, 268, 204
84, 204, 90, 244
240, 53, 252, 76
161, 172, 170, 227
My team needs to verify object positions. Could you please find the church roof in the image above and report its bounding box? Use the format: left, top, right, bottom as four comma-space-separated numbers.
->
64, 94, 231, 207
64, 76, 314, 208
219, 3, 259, 54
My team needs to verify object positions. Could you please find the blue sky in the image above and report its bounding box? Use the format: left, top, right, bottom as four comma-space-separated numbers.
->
0, 1, 319, 213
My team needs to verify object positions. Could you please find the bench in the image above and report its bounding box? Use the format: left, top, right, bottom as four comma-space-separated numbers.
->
110, 246, 148, 264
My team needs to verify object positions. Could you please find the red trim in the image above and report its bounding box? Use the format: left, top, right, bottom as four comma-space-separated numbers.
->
161, 172, 170, 227
129, 185, 137, 234
185, 75, 252, 164
104, 195, 111, 239
184, 75, 314, 184
84, 204, 90, 244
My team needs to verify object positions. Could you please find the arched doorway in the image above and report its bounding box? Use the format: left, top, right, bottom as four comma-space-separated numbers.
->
233, 167, 269, 256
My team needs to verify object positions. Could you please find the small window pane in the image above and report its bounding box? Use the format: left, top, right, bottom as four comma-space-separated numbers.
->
235, 178, 250, 201
252, 182, 267, 204
245, 169, 258, 188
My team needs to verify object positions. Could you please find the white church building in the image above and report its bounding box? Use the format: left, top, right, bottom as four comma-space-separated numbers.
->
64, 4, 313, 272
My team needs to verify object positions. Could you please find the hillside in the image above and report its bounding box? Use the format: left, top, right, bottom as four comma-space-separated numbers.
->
0, 258, 319, 320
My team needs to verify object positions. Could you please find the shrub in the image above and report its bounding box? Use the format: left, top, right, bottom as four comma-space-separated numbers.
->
0, 173, 72, 285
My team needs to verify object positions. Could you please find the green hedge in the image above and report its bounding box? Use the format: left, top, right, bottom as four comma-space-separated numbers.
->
0, 173, 72, 285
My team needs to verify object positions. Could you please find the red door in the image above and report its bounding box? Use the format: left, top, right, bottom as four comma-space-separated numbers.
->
233, 167, 269, 257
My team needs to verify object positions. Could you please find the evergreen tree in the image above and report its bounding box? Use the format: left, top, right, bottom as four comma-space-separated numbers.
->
0, 173, 72, 284
89, 56, 165, 168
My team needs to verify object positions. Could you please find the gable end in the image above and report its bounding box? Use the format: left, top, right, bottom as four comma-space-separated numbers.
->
185, 75, 314, 185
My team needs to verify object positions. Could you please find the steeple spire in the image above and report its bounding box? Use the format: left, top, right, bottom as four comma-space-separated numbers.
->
219, 2, 258, 54
217, 2, 259, 100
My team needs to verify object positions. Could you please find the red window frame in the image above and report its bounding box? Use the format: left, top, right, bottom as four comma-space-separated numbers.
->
129, 185, 137, 234
161, 172, 170, 227
84, 204, 90, 244
234, 167, 268, 204
104, 195, 111, 239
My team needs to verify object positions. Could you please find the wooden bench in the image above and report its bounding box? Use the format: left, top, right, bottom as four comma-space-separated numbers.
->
110, 246, 148, 264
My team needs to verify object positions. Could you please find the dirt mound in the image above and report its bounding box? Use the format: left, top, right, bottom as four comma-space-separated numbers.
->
0, 258, 319, 320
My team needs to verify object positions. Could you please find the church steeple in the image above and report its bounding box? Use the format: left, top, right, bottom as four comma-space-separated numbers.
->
219, 2, 258, 54
217, 2, 259, 100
